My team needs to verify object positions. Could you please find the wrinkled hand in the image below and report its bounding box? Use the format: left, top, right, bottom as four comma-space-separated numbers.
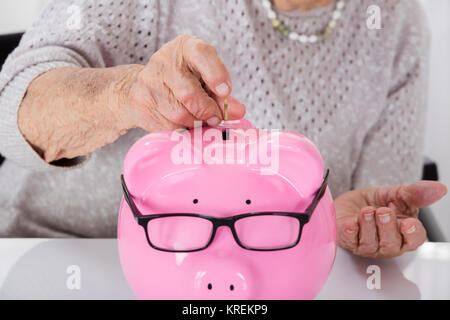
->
118, 34, 246, 132
335, 181, 447, 258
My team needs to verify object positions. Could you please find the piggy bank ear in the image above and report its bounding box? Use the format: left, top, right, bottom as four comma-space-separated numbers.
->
122, 131, 177, 196
262, 130, 325, 201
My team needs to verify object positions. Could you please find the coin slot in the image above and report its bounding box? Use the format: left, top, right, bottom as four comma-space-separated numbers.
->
222, 129, 230, 140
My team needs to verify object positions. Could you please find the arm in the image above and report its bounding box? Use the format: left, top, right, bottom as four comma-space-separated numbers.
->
0, 0, 137, 170
16, 34, 246, 164
17, 65, 142, 163
335, 1, 448, 258
0, 1, 245, 169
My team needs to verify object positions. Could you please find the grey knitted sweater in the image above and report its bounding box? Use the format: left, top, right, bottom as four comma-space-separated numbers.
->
0, 0, 429, 237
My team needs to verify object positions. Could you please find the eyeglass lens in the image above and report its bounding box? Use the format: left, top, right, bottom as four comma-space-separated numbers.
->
146, 214, 300, 251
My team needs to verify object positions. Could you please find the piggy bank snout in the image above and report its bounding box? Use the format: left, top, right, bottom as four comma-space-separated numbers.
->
192, 258, 253, 299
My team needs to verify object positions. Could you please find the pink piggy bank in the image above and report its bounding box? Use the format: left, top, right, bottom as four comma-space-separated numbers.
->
118, 120, 336, 299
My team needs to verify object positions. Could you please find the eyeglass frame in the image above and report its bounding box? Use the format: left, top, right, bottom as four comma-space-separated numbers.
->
120, 169, 329, 253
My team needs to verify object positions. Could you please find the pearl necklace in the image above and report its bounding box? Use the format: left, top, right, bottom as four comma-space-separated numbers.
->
261, 0, 345, 43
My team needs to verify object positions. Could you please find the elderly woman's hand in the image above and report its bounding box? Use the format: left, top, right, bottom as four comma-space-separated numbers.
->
117, 34, 246, 132
335, 181, 447, 258
18, 35, 245, 163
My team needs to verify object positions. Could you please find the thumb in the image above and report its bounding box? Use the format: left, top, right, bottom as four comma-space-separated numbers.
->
400, 181, 448, 208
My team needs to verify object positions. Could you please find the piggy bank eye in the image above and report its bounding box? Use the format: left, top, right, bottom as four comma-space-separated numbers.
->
193, 199, 198, 204
245, 199, 251, 205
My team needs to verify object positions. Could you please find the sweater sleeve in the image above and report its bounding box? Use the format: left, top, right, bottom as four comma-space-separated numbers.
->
352, 1, 430, 189
0, 0, 146, 171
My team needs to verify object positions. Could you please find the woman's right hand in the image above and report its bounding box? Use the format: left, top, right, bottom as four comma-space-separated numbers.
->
116, 34, 246, 132
18, 35, 245, 163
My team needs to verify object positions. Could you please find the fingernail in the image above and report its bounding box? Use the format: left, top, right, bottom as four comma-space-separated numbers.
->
406, 225, 417, 234
379, 213, 391, 224
216, 83, 229, 96
206, 116, 220, 126
364, 213, 374, 222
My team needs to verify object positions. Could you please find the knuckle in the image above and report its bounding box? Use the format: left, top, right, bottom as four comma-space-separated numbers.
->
128, 87, 140, 105
175, 34, 191, 42
193, 41, 217, 55
338, 236, 357, 252
360, 241, 376, 250
191, 103, 214, 120
342, 239, 356, 249
379, 241, 400, 255
174, 34, 194, 48
136, 71, 147, 84
177, 88, 197, 107
127, 85, 150, 108
358, 242, 378, 254
338, 236, 356, 251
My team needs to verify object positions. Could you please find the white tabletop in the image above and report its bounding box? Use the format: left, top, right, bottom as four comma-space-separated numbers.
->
0, 239, 449, 300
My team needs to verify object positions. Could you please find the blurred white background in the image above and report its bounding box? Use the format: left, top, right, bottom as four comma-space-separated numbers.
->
421, 0, 450, 239
0, 0, 449, 238
0, 0, 51, 34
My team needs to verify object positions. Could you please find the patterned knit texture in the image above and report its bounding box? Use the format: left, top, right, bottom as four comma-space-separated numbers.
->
0, 0, 429, 237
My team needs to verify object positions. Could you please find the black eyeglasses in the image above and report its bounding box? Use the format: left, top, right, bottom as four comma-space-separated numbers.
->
121, 169, 329, 253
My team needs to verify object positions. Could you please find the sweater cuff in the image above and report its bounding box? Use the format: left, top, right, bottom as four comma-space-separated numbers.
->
0, 61, 90, 171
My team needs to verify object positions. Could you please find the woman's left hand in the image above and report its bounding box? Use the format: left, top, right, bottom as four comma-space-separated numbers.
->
335, 181, 447, 258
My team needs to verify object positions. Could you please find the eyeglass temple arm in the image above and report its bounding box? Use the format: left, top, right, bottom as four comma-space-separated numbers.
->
306, 169, 330, 220
121, 175, 141, 221
121, 169, 329, 221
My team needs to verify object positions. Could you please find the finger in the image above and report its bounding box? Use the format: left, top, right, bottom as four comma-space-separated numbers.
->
400, 218, 427, 252
337, 216, 359, 253
165, 71, 223, 126
137, 63, 211, 128
154, 88, 199, 128
127, 81, 183, 132
356, 207, 378, 256
375, 207, 402, 258
398, 181, 448, 209
183, 36, 232, 97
